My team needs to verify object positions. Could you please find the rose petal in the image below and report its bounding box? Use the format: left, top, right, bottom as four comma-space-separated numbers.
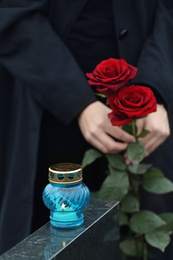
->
86, 58, 138, 94
108, 112, 134, 126
108, 85, 157, 124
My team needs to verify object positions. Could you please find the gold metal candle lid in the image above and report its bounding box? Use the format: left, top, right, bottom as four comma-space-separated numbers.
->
48, 163, 83, 184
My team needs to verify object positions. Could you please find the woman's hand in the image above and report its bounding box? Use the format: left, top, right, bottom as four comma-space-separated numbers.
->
136, 104, 170, 154
125, 104, 170, 164
78, 101, 136, 154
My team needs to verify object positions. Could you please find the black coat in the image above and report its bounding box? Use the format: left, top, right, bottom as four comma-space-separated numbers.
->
0, 0, 173, 256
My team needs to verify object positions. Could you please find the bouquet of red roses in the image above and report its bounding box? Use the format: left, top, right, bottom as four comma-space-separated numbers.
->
82, 58, 173, 259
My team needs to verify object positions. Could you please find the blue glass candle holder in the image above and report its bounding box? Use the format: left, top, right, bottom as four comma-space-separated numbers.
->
43, 163, 90, 229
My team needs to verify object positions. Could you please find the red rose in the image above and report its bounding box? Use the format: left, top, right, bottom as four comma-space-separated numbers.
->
108, 85, 157, 126
86, 58, 137, 97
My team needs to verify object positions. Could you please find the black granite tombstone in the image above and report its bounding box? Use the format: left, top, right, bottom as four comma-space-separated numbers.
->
0, 199, 119, 260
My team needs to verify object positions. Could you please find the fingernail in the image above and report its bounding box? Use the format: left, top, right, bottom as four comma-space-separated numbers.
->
125, 158, 131, 165
124, 153, 127, 158
145, 150, 149, 156
132, 162, 136, 166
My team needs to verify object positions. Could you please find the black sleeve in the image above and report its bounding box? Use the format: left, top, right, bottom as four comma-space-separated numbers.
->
132, 0, 173, 111
0, 0, 96, 124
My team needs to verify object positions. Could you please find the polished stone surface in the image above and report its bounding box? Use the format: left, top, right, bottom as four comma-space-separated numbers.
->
0, 199, 119, 260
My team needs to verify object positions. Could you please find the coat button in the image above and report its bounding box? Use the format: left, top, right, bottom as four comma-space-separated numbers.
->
119, 29, 129, 39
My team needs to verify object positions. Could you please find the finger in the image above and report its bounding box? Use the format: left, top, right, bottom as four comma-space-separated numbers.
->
141, 135, 166, 155
106, 125, 136, 143
95, 133, 128, 154
125, 157, 131, 165
136, 118, 145, 136
88, 131, 128, 154
139, 131, 166, 155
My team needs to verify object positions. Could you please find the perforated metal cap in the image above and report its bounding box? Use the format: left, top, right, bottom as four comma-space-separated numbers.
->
48, 163, 83, 184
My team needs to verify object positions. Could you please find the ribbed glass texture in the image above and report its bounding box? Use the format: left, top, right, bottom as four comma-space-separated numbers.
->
43, 181, 90, 228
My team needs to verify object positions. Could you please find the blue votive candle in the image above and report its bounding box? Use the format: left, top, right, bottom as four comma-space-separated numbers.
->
43, 163, 90, 229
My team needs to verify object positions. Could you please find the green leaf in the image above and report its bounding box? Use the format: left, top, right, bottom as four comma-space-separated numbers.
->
119, 212, 128, 226
127, 141, 145, 164
106, 153, 127, 171
145, 230, 170, 252
99, 167, 129, 201
120, 238, 144, 257
94, 92, 107, 99
137, 129, 150, 138
133, 175, 142, 188
81, 149, 102, 168
144, 168, 164, 178
108, 165, 122, 176
129, 210, 166, 234
121, 195, 140, 213
128, 163, 152, 175
159, 213, 173, 224
143, 177, 173, 194
159, 213, 173, 233
122, 122, 137, 136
